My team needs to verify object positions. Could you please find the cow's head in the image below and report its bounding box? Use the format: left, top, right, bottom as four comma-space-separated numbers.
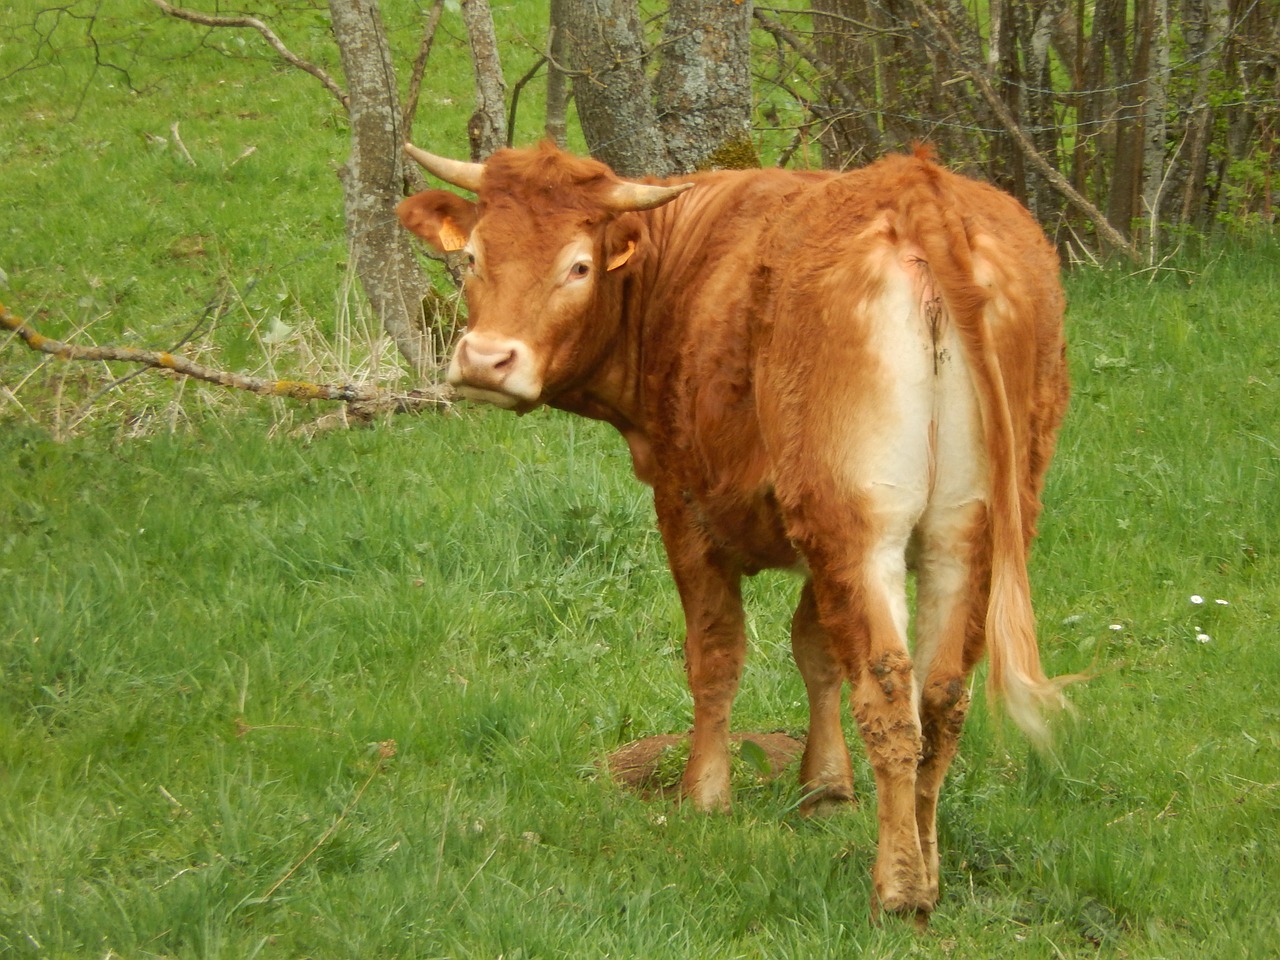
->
397, 142, 693, 412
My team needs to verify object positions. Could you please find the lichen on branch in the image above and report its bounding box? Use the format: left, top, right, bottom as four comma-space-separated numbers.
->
1, 303, 452, 418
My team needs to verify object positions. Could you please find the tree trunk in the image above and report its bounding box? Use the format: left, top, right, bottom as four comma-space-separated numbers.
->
1025, 0, 1068, 219
545, 0, 569, 147
1177, 0, 1229, 227
655, 0, 756, 171
1140, 0, 1171, 249
460, 0, 507, 159
559, 0, 668, 176
1104, 0, 1141, 237
328, 0, 434, 376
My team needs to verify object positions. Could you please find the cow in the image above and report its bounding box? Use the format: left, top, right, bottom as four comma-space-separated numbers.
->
396, 140, 1071, 921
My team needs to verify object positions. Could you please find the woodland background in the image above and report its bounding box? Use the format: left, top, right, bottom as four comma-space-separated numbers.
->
2, 0, 1276, 381
0, 2, 1277, 958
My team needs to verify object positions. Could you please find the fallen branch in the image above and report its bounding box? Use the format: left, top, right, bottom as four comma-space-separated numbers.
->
1, 302, 452, 418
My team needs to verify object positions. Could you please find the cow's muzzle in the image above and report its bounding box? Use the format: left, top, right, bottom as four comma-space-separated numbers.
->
446, 332, 541, 409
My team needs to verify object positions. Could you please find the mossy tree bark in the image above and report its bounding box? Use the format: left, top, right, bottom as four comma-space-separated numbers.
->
557, 0, 756, 176
655, 0, 756, 172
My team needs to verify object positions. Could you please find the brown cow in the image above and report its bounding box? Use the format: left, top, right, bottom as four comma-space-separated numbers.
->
397, 141, 1071, 920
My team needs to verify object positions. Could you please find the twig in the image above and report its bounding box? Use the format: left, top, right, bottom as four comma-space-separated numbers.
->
170, 121, 196, 166
402, 0, 446, 142
907, 0, 1144, 264
149, 0, 349, 110
228, 145, 257, 169
256, 740, 397, 903
1, 302, 453, 417
507, 55, 548, 148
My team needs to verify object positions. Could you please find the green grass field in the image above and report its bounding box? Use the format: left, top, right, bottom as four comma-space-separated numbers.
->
3, 2, 1279, 957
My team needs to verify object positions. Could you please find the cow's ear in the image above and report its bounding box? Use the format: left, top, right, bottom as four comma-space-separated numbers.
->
604, 214, 648, 273
396, 190, 478, 253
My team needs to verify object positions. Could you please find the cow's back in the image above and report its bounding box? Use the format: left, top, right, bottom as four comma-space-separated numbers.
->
752, 152, 1067, 540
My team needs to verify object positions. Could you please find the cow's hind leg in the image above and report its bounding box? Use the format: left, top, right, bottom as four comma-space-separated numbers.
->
791, 580, 856, 813
802, 504, 929, 920
911, 502, 987, 907
910, 310, 992, 908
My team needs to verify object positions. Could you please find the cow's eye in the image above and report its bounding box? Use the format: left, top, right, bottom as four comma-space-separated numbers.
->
569, 261, 591, 280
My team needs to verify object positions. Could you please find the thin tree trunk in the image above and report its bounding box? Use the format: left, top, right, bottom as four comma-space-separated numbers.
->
1140, 0, 1171, 249
328, 0, 433, 376
1178, 0, 1229, 227
461, 0, 507, 160
1026, 0, 1067, 219
545, 0, 569, 147
1105, 0, 1141, 237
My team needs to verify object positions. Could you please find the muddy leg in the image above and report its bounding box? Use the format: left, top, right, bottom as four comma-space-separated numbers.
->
852, 646, 927, 919
911, 501, 987, 906
808, 544, 929, 919
915, 676, 970, 905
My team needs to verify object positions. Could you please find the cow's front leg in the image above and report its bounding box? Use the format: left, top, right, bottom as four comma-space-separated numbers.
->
679, 561, 746, 811
656, 493, 747, 812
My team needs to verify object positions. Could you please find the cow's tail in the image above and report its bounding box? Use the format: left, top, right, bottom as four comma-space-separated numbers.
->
903, 151, 1069, 746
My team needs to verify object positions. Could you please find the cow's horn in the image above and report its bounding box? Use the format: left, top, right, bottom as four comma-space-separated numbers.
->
403, 143, 485, 192
604, 180, 695, 212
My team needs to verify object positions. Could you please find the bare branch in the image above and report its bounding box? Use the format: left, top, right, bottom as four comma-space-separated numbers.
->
2, 303, 452, 418
149, 0, 349, 110
402, 0, 447, 143
752, 9, 885, 157
906, 0, 1143, 263
507, 55, 548, 148
170, 121, 196, 166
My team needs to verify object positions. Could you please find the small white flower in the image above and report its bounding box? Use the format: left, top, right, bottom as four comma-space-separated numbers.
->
1109, 623, 1124, 631
1196, 633, 1212, 643
1215, 599, 1230, 606
1190, 595, 1205, 605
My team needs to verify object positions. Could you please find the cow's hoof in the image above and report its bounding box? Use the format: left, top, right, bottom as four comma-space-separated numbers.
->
798, 784, 858, 817
680, 777, 732, 813
870, 887, 934, 930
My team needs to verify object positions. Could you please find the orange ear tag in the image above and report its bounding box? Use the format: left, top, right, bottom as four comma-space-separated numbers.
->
438, 218, 468, 252
606, 240, 636, 271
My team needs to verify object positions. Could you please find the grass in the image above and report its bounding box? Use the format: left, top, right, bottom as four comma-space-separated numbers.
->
2, 245, 1279, 957
3, 1, 1280, 956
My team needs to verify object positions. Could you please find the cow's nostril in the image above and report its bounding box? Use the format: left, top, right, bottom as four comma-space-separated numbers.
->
449, 334, 538, 403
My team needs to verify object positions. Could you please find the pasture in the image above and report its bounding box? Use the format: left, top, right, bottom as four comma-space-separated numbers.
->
2, 2, 1279, 956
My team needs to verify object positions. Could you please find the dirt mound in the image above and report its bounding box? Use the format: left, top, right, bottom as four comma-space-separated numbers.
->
607, 731, 805, 799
